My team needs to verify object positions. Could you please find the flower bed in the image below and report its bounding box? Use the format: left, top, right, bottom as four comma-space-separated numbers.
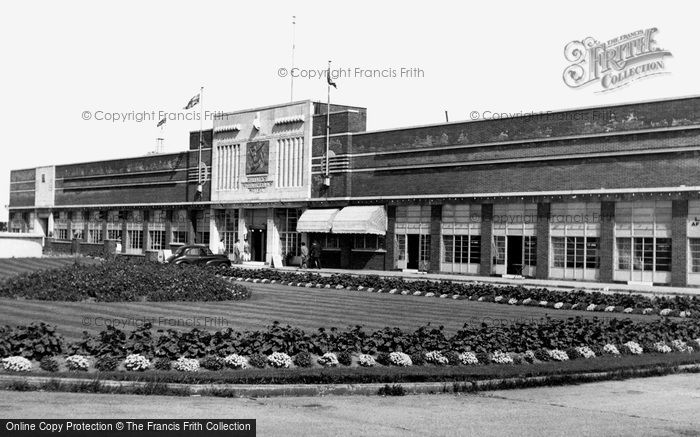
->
0, 258, 250, 302
2, 320, 700, 377
214, 267, 699, 318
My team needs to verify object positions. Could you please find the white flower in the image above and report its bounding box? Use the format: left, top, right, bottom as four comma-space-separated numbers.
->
173, 357, 200, 372
491, 351, 514, 364
523, 298, 532, 305
1, 356, 32, 372
317, 352, 339, 367
554, 302, 564, 309
623, 307, 634, 314
425, 292, 435, 297
523, 350, 536, 362
603, 344, 620, 355
124, 354, 151, 371
477, 296, 484, 302
642, 308, 654, 315
539, 301, 548, 306
571, 303, 580, 310
671, 340, 694, 353
508, 298, 518, 305
547, 349, 569, 361
660, 308, 672, 316
267, 352, 293, 368
680, 311, 691, 318
653, 342, 672, 354
358, 354, 376, 367
494, 296, 504, 302
424, 350, 449, 365
458, 352, 479, 365
586, 304, 597, 311
604, 306, 616, 312
388, 352, 412, 367
623, 341, 643, 355
223, 354, 248, 369
66, 354, 89, 371
574, 346, 596, 359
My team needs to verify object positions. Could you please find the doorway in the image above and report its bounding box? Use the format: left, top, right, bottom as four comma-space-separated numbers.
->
39, 218, 49, 236
407, 234, 420, 269
250, 228, 266, 262
506, 235, 523, 275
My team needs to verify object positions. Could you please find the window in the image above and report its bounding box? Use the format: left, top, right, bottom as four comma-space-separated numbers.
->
88, 228, 103, 244
196, 231, 210, 246
216, 209, 239, 254
690, 239, 700, 273
397, 235, 406, 261
419, 234, 431, 263
149, 230, 165, 250
353, 234, 385, 250
55, 229, 69, 240
127, 230, 142, 250
617, 237, 671, 272
41, 174, 46, 183
71, 211, 84, 239
107, 229, 122, 241
493, 236, 506, 265
276, 209, 299, 256
172, 231, 189, 244
551, 237, 599, 269
442, 235, 481, 264
524, 236, 537, 267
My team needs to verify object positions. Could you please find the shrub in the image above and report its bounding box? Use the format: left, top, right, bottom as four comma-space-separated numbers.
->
424, 350, 449, 366
95, 356, 119, 372
0, 323, 64, 360
223, 354, 248, 369
2, 356, 32, 372
248, 353, 267, 369
378, 384, 406, 396
358, 354, 376, 367
458, 351, 479, 365
153, 358, 171, 371
200, 356, 224, 371
317, 352, 339, 367
376, 352, 391, 366
389, 352, 412, 367
337, 351, 352, 366
292, 351, 312, 368
172, 357, 199, 372
39, 356, 59, 372
444, 350, 460, 366
65, 355, 89, 371
0, 258, 251, 302
409, 351, 425, 366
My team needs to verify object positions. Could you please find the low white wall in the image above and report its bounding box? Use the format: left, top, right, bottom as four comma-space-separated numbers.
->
0, 232, 44, 258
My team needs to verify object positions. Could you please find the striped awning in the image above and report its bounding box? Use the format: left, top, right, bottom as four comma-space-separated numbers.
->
296, 208, 340, 233
213, 124, 242, 133
331, 206, 387, 235
274, 115, 305, 125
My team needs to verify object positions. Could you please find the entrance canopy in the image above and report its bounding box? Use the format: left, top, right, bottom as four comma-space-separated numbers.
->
330, 206, 387, 235
296, 208, 339, 233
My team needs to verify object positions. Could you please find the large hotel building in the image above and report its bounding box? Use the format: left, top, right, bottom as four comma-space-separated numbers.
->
8, 96, 700, 286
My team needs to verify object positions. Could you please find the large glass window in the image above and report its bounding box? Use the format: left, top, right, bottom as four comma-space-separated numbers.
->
552, 236, 599, 269
148, 230, 165, 250
617, 237, 671, 272
442, 235, 480, 264
216, 209, 239, 254
493, 236, 506, 265
276, 209, 299, 257
690, 239, 700, 273
353, 234, 385, 250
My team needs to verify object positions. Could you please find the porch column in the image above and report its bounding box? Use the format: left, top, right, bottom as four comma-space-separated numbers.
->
599, 201, 615, 283
385, 205, 397, 270
535, 202, 550, 279
671, 199, 688, 287
429, 204, 442, 273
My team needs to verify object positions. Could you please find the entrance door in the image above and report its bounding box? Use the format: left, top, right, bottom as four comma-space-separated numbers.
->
407, 234, 420, 269
250, 228, 266, 262
39, 218, 49, 236
506, 235, 523, 275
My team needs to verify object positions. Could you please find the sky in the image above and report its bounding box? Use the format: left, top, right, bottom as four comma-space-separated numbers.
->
1, 0, 698, 221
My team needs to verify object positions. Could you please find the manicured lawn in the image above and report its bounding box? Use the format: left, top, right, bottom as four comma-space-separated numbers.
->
0, 257, 98, 280
0, 282, 657, 342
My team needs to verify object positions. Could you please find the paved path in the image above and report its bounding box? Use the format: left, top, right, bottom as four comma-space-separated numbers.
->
1, 373, 698, 436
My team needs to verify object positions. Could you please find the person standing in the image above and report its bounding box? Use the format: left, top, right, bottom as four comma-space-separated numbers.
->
310, 240, 322, 269
217, 237, 226, 255
300, 241, 309, 269
233, 238, 242, 264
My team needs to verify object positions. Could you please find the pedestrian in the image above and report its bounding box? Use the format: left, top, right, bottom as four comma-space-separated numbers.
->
242, 237, 251, 262
310, 240, 322, 269
233, 238, 242, 264
217, 237, 226, 255
300, 242, 309, 269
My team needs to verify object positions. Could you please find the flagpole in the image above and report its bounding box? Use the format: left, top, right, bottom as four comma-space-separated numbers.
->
290, 15, 296, 102
198, 86, 204, 188
325, 60, 331, 186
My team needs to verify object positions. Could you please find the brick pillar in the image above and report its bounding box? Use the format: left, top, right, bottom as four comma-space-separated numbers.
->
121, 219, 128, 253
535, 203, 550, 279
385, 205, 396, 270
82, 220, 89, 242
101, 211, 108, 242
480, 204, 493, 276
143, 210, 151, 252
672, 199, 688, 287
339, 235, 351, 269
599, 201, 615, 283
429, 205, 442, 273
165, 210, 173, 248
